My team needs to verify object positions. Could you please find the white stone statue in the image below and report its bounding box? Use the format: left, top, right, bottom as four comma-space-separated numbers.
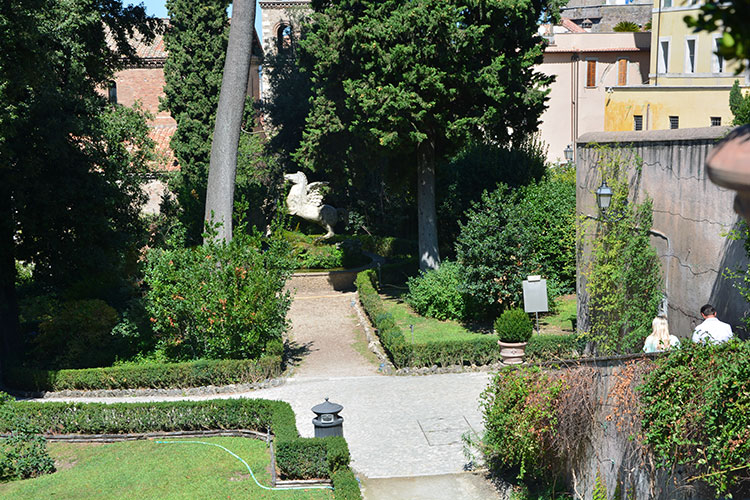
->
284, 171, 345, 240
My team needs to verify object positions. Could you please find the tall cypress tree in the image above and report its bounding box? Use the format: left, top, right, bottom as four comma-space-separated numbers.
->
162, 0, 230, 243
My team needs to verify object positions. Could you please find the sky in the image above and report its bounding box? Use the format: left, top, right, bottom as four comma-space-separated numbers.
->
137, 0, 264, 41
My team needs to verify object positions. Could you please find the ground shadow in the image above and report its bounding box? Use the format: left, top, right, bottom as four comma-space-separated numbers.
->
282, 340, 315, 370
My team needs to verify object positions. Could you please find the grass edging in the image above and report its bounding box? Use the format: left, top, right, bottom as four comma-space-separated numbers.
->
0, 397, 361, 499
3, 356, 282, 392
356, 270, 583, 368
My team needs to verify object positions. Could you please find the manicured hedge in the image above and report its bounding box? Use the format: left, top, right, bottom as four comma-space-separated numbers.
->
357, 270, 582, 367
525, 334, 583, 362
4, 356, 282, 392
0, 397, 361, 499
356, 270, 500, 368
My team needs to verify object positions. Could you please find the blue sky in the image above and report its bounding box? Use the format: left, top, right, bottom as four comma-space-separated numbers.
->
136, 1, 264, 41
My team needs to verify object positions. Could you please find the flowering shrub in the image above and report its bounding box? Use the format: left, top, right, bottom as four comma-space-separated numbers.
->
144, 231, 295, 360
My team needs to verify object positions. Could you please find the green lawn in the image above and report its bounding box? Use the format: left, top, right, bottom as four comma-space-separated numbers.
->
380, 287, 577, 340
0, 437, 333, 500
380, 287, 487, 343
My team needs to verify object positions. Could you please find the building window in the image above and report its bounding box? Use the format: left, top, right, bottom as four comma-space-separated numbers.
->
581, 18, 593, 29
107, 81, 117, 104
634, 115, 643, 131
658, 39, 670, 74
617, 59, 627, 86
586, 60, 596, 87
713, 36, 725, 73
711, 116, 722, 126
662, 0, 672, 7
670, 116, 679, 129
685, 37, 697, 73
276, 24, 293, 53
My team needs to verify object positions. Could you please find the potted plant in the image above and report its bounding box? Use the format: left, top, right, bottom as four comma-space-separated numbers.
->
494, 308, 533, 365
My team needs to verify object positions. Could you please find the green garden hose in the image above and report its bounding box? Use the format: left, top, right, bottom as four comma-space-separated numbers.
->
155, 440, 334, 492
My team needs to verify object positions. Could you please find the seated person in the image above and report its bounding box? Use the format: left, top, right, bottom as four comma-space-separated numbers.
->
691, 304, 733, 344
643, 316, 680, 353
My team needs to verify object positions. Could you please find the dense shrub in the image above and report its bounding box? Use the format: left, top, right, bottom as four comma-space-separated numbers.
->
286, 231, 371, 269
480, 366, 597, 482
494, 308, 533, 343
437, 140, 547, 257
640, 341, 750, 495
405, 261, 466, 321
4, 356, 281, 392
331, 469, 362, 500
456, 179, 575, 320
274, 439, 328, 478
0, 394, 55, 482
144, 230, 295, 360
32, 299, 120, 369
356, 270, 501, 367
524, 334, 583, 362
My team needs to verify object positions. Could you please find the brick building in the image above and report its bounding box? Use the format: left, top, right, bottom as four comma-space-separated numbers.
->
109, 22, 264, 172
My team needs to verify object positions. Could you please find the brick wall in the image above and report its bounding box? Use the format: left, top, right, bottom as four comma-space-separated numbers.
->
114, 67, 175, 128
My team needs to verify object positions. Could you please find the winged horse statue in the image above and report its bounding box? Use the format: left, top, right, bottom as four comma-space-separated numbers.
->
284, 171, 346, 240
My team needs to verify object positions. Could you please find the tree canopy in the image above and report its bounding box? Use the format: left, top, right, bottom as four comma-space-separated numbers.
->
296, 0, 553, 270
0, 0, 158, 362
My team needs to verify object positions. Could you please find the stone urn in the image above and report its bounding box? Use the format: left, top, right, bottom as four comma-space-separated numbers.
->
497, 341, 527, 365
494, 308, 534, 365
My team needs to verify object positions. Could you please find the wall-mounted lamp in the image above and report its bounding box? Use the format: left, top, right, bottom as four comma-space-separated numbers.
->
595, 180, 613, 212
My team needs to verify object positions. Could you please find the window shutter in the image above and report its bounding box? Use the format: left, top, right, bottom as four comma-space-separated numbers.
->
587, 60, 596, 87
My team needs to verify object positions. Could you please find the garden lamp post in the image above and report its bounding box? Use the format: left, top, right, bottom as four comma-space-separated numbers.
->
564, 144, 574, 165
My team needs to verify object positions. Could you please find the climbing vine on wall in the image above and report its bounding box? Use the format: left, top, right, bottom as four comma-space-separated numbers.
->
580, 148, 663, 355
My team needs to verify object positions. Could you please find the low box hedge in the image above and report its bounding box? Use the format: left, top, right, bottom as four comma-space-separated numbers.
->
356, 270, 501, 368
4, 356, 282, 392
357, 270, 582, 368
0, 396, 361, 499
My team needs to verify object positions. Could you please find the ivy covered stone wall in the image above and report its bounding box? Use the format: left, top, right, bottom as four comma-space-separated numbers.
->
576, 127, 748, 341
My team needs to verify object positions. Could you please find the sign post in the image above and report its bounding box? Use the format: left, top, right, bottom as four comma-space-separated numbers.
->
522, 275, 549, 333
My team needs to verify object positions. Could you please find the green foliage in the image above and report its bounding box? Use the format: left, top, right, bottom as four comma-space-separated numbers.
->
0, 396, 361, 497
592, 473, 608, 500
274, 439, 328, 479
581, 149, 662, 355
495, 309, 534, 343
331, 468, 362, 500
685, 0, 750, 70
613, 21, 640, 32
524, 334, 583, 362
405, 261, 466, 321
3, 357, 281, 392
480, 367, 565, 480
356, 270, 501, 367
456, 179, 576, 320
639, 341, 750, 495
143, 230, 295, 360
437, 140, 548, 257
0, 394, 55, 482
729, 79, 750, 125
285, 232, 370, 269
161, 0, 229, 242
31, 300, 119, 369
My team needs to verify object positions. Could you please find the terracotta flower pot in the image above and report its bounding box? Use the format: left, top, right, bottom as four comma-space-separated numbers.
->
498, 340, 527, 365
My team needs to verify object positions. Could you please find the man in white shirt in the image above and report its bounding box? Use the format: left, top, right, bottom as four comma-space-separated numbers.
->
692, 304, 734, 344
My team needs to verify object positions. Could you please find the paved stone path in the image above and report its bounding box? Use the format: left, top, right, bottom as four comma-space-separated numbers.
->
32, 279, 497, 490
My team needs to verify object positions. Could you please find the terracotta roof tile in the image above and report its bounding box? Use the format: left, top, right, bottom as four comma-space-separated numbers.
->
561, 17, 586, 33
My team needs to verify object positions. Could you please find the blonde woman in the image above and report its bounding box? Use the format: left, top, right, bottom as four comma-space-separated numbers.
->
643, 316, 680, 353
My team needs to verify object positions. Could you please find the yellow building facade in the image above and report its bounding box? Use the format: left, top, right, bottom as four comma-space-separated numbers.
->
604, 0, 749, 131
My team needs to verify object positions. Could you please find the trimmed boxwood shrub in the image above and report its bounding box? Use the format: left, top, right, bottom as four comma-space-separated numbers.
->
4, 356, 282, 392
356, 270, 501, 368
0, 396, 362, 498
525, 334, 583, 362
494, 308, 533, 343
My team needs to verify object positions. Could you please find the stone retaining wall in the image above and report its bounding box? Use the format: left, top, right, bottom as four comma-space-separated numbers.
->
576, 127, 749, 341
